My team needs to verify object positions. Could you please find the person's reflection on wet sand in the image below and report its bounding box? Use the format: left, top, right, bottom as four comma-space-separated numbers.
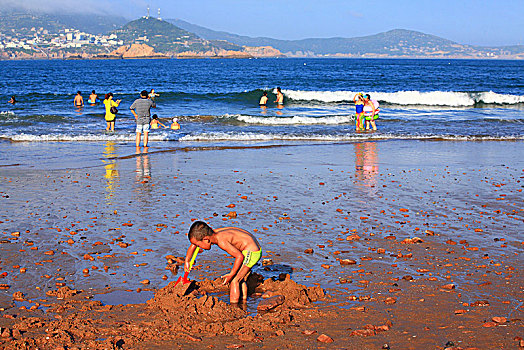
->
102, 141, 119, 203
136, 147, 151, 184
354, 142, 379, 190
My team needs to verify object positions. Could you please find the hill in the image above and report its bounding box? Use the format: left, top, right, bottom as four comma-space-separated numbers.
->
112, 17, 244, 54
168, 19, 524, 59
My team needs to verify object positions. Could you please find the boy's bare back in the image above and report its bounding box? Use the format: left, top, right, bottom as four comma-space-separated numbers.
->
214, 227, 260, 253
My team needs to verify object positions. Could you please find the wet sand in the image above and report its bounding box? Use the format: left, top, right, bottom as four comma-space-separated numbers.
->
0, 140, 522, 349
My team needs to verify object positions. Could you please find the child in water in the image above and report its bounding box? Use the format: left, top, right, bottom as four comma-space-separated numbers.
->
150, 114, 167, 129
353, 93, 365, 131
184, 221, 261, 304
170, 118, 181, 130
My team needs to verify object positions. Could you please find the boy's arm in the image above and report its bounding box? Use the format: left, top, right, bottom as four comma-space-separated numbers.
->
218, 241, 244, 284
184, 244, 198, 272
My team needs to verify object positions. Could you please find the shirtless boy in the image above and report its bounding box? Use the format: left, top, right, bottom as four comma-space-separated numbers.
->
184, 221, 261, 304
74, 91, 84, 107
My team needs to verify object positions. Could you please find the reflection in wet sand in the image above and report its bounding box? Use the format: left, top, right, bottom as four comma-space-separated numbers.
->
354, 142, 379, 193
103, 141, 119, 204
135, 147, 153, 201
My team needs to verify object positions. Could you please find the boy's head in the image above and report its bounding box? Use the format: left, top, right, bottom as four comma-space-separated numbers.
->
152, 114, 158, 120
188, 221, 214, 249
141, 90, 149, 98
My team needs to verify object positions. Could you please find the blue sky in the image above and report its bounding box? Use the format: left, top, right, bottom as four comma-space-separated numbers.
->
4, 0, 524, 46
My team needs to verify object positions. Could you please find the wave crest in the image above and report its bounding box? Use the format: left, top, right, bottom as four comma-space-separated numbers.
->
282, 89, 524, 106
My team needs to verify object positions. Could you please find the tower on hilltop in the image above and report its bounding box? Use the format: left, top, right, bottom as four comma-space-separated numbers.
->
146, 6, 150, 19
158, 8, 162, 20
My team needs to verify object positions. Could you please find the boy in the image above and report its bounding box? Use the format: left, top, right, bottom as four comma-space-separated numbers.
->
184, 221, 261, 304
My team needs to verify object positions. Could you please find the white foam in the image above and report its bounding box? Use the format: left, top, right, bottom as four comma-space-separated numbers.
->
282, 89, 524, 106
0, 111, 15, 116
6, 132, 176, 142
237, 115, 353, 125
180, 132, 524, 142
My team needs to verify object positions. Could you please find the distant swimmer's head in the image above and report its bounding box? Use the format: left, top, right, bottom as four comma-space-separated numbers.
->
77, 91, 81, 95
365, 94, 371, 99
276, 87, 282, 92
140, 90, 149, 98
105, 92, 113, 100
92, 90, 96, 94
172, 118, 178, 123
263, 91, 267, 96
152, 114, 158, 120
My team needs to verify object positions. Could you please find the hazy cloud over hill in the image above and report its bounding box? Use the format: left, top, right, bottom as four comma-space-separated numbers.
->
0, 0, 138, 16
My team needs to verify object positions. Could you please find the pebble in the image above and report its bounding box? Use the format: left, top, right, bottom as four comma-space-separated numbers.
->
340, 259, 356, 265
257, 295, 285, 311
316, 334, 334, 343
304, 248, 314, 254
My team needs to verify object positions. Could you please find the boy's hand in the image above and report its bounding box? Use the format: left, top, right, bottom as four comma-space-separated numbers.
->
184, 260, 191, 272
221, 273, 233, 285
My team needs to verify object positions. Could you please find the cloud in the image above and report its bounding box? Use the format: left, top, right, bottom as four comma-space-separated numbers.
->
0, 0, 144, 16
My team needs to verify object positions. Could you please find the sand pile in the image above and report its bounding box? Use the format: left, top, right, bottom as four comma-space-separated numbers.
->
0, 275, 325, 349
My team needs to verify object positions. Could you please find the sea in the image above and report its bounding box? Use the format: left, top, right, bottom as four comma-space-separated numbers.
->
0, 58, 523, 152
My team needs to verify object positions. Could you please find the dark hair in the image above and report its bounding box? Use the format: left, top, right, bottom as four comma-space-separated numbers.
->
365, 94, 371, 99
152, 114, 158, 120
188, 221, 214, 241
276, 87, 281, 92
92, 90, 96, 94
141, 90, 149, 97
77, 91, 81, 95
263, 92, 267, 96
105, 92, 113, 100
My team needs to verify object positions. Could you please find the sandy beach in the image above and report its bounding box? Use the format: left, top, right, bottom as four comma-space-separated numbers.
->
0, 139, 522, 349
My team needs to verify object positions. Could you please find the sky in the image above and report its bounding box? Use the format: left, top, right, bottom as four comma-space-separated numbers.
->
2, 0, 524, 46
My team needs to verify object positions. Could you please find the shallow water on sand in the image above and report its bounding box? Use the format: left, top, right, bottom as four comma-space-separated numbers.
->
0, 140, 522, 306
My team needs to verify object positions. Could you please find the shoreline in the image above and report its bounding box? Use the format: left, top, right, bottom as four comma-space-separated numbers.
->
2, 56, 524, 61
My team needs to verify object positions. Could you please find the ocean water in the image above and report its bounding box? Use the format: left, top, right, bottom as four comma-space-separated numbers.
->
0, 58, 522, 150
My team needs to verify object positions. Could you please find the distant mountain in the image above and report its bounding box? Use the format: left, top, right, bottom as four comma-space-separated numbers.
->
112, 17, 245, 54
168, 18, 524, 59
0, 11, 127, 35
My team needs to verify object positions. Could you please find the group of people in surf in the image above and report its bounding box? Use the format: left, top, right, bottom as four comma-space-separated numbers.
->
353, 93, 379, 131
258, 89, 379, 131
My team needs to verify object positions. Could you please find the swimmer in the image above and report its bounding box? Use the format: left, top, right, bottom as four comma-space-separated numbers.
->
150, 114, 167, 129
170, 118, 181, 130
184, 221, 261, 304
8, 96, 16, 104
74, 91, 84, 107
259, 91, 268, 107
353, 93, 365, 131
275, 87, 284, 107
148, 89, 159, 100
88, 90, 98, 104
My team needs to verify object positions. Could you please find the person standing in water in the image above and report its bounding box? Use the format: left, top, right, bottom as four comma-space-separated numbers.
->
103, 92, 121, 132
275, 87, 284, 107
353, 93, 365, 131
130, 90, 156, 149
259, 91, 268, 109
363, 94, 379, 131
8, 96, 16, 104
74, 91, 84, 107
